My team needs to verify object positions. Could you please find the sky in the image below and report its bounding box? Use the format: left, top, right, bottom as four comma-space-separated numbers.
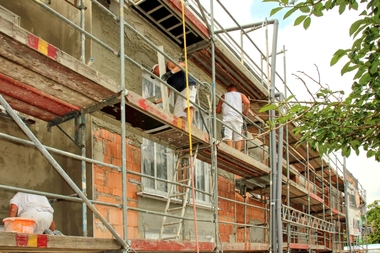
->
196, 0, 380, 205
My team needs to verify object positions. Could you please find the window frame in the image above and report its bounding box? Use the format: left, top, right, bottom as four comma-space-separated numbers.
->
140, 73, 210, 203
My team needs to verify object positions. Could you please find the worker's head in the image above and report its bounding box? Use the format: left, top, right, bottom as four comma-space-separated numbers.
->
227, 84, 237, 92
151, 64, 159, 77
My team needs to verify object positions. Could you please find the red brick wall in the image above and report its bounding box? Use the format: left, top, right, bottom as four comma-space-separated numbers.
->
92, 128, 266, 242
218, 175, 266, 243
92, 128, 140, 239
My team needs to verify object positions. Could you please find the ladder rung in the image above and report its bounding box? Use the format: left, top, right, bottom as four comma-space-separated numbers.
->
170, 192, 186, 197
175, 30, 191, 39
176, 166, 190, 172
163, 221, 181, 226
147, 4, 163, 15
157, 14, 173, 23
178, 153, 191, 159
161, 236, 178, 240
167, 207, 183, 212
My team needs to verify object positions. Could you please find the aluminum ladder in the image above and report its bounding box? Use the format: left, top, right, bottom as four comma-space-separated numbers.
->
159, 144, 199, 240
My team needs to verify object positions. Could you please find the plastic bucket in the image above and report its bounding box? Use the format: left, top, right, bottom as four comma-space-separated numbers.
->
2, 217, 35, 233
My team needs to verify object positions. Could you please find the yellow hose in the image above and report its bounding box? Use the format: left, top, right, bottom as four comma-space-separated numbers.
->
179, 1, 199, 252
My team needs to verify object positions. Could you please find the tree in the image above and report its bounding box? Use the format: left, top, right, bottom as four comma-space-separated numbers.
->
262, 0, 380, 161
365, 200, 380, 243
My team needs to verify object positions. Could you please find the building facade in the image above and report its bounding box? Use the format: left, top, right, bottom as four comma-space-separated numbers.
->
0, 0, 366, 252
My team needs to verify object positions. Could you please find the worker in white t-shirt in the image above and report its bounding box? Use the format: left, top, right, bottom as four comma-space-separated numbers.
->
216, 84, 250, 151
9, 192, 56, 234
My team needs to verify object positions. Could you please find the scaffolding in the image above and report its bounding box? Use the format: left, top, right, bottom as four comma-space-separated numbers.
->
0, 0, 367, 252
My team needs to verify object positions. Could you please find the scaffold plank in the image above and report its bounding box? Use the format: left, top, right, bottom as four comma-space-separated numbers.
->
0, 73, 79, 115
0, 232, 121, 252
129, 239, 214, 252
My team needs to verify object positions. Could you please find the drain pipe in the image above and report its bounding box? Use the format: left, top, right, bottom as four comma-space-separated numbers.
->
275, 92, 284, 252
268, 19, 279, 253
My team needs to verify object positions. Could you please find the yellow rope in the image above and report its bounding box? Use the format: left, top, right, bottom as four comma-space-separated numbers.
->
180, 2, 192, 156
179, 1, 199, 253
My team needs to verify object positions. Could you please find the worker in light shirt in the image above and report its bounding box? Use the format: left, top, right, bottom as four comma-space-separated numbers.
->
9, 192, 56, 234
216, 84, 250, 152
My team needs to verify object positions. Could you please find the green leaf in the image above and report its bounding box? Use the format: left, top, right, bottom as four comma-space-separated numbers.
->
341, 61, 351, 75
350, 140, 360, 148
314, 2, 324, 11
330, 49, 347, 66
354, 68, 366, 79
367, 150, 376, 158
285, 95, 295, 102
294, 15, 307, 26
342, 145, 351, 157
313, 10, 323, 17
303, 17, 311, 29
283, 7, 297, 19
366, 128, 375, 136
353, 24, 368, 39
359, 73, 371, 84
370, 60, 379, 74
339, 2, 346, 14
300, 6, 310, 13
270, 7, 283, 16
350, 19, 365, 36
325, 0, 333, 9
350, 1, 359, 10
259, 103, 277, 112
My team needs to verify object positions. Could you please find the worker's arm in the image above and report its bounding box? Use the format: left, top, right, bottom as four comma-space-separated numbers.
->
167, 61, 185, 74
49, 220, 56, 231
154, 88, 170, 104
9, 204, 18, 217
241, 94, 250, 116
216, 94, 225, 114
161, 61, 185, 81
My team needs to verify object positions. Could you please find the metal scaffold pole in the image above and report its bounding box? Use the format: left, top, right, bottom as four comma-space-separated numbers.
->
80, 0, 87, 237
81, 109, 87, 237
283, 45, 291, 253
343, 157, 352, 253
210, 0, 219, 252
119, 0, 128, 242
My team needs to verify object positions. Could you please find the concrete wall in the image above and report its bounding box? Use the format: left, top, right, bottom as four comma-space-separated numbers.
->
0, 115, 86, 236
0, 0, 87, 60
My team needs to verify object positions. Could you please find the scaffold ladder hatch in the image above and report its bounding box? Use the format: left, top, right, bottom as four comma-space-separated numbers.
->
159, 144, 199, 240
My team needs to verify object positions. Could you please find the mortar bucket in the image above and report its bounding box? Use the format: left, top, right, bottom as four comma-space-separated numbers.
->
3, 217, 35, 233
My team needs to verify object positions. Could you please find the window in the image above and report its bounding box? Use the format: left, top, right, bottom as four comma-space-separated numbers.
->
193, 109, 210, 203
142, 138, 174, 194
141, 73, 210, 202
141, 73, 174, 195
